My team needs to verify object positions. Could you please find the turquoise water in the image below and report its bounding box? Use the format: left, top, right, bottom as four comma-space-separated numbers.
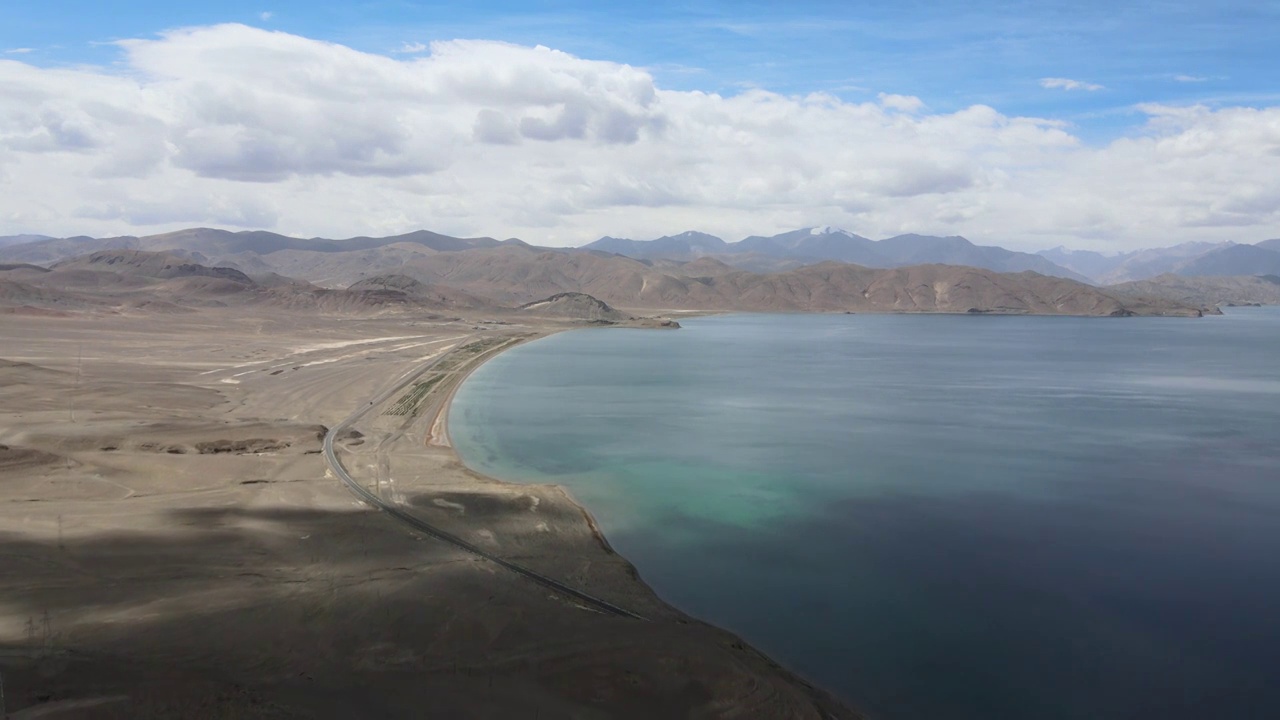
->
450, 310, 1280, 719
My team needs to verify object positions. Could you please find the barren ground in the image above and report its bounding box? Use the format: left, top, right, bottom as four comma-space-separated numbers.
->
0, 308, 858, 719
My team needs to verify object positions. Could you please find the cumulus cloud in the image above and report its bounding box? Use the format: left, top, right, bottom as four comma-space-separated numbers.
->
877, 93, 925, 113
0, 24, 1277, 251
1039, 77, 1104, 92
397, 42, 428, 54
77, 193, 277, 228
259, 11, 273, 21
472, 109, 521, 145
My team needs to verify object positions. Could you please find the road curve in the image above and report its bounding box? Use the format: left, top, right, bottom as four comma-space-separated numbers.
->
322, 338, 645, 620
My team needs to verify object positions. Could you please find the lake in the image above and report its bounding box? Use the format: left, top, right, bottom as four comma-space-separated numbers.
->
450, 309, 1280, 720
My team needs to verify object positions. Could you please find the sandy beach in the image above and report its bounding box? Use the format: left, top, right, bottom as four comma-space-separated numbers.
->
0, 306, 859, 718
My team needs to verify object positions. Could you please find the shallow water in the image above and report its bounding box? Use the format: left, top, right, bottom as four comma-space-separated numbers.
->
451, 309, 1280, 720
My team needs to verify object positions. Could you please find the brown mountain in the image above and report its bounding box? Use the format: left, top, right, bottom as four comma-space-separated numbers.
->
0, 227, 512, 267
0, 251, 493, 316
379, 245, 1201, 316
586, 228, 1091, 282
1107, 274, 1280, 308
0, 277, 106, 312
1172, 244, 1280, 277
346, 274, 493, 310
3, 238, 1206, 318
53, 249, 255, 283
1038, 241, 1233, 284
519, 292, 632, 322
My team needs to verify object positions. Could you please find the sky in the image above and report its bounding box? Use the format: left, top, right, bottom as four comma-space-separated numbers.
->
1, 1, 1278, 251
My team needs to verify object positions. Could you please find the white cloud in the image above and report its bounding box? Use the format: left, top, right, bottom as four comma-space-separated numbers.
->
0, 24, 1277, 252
397, 41, 428, 54
877, 93, 925, 113
4, 48, 34, 54
1174, 74, 1207, 83
259, 11, 273, 21
1039, 77, 1104, 92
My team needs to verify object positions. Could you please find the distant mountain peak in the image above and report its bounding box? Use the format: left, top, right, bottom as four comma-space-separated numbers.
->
808, 226, 855, 237
661, 230, 724, 243
583, 231, 726, 259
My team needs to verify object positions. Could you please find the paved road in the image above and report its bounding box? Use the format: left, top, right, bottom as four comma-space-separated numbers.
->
322, 339, 645, 620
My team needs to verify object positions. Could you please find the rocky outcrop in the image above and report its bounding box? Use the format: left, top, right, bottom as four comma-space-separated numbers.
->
53, 250, 254, 283
519, 292, 632, 322
345, 274, 492, 310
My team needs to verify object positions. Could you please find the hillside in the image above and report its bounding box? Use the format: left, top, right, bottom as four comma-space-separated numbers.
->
345, 274, 494, 310
1036, 247, 1125, 282
585, 231, 728, 259
1039, 241, 1280, 284
0, 234, 52, 248
519, 292, 632, 322
736, 227, 878, 263
0, 277, 105, 312
1108, 274, 1280, 307
53, 249, 255, 283
713, 262, 1196, 316
0, 227, 512, 267
378, 246, 1200, 316
1039, 242, 1236, 284
0, 234, 141, 265
587, 227, 1089, 281
0, 233, 1208, 317
8, 228, 1280, 287
0, 251, 489, 316
1172, 244, 1280, 277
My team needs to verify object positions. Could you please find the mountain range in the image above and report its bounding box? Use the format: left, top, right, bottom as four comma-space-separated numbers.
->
586, 227, 1094, 281
0, 240, 1208, 318
4, 227, 1278, 289
1036, 240, 1280, 284
586, 228, 1280, 285
0, 234, 51, 248
0, 228, 515, 266
1107, 274, 1280, 309
1, 226, 1277, 314
0, 249, 491, 317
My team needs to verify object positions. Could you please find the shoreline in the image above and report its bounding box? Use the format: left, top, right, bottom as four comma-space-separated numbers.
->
432, 330, 557, 450
0, 308, 861, 717
414, 324, 858, 712
433, 328, 632, 560
322, 330, 644, 620
5, 304, 1272, 716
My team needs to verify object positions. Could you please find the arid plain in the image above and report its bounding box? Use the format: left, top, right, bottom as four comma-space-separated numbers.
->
0, 304, 857, 719
0, 227, 1244, 718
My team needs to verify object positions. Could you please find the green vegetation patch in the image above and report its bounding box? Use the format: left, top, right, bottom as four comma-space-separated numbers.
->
434, 336, 516, 371
385, 374, 444, 417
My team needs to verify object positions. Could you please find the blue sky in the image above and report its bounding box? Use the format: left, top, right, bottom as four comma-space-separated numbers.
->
5, 0, 1278, 143
2, 2, 1278, 247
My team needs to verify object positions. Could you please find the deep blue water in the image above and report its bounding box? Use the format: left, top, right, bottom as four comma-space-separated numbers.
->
450, 309, 1280, 720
